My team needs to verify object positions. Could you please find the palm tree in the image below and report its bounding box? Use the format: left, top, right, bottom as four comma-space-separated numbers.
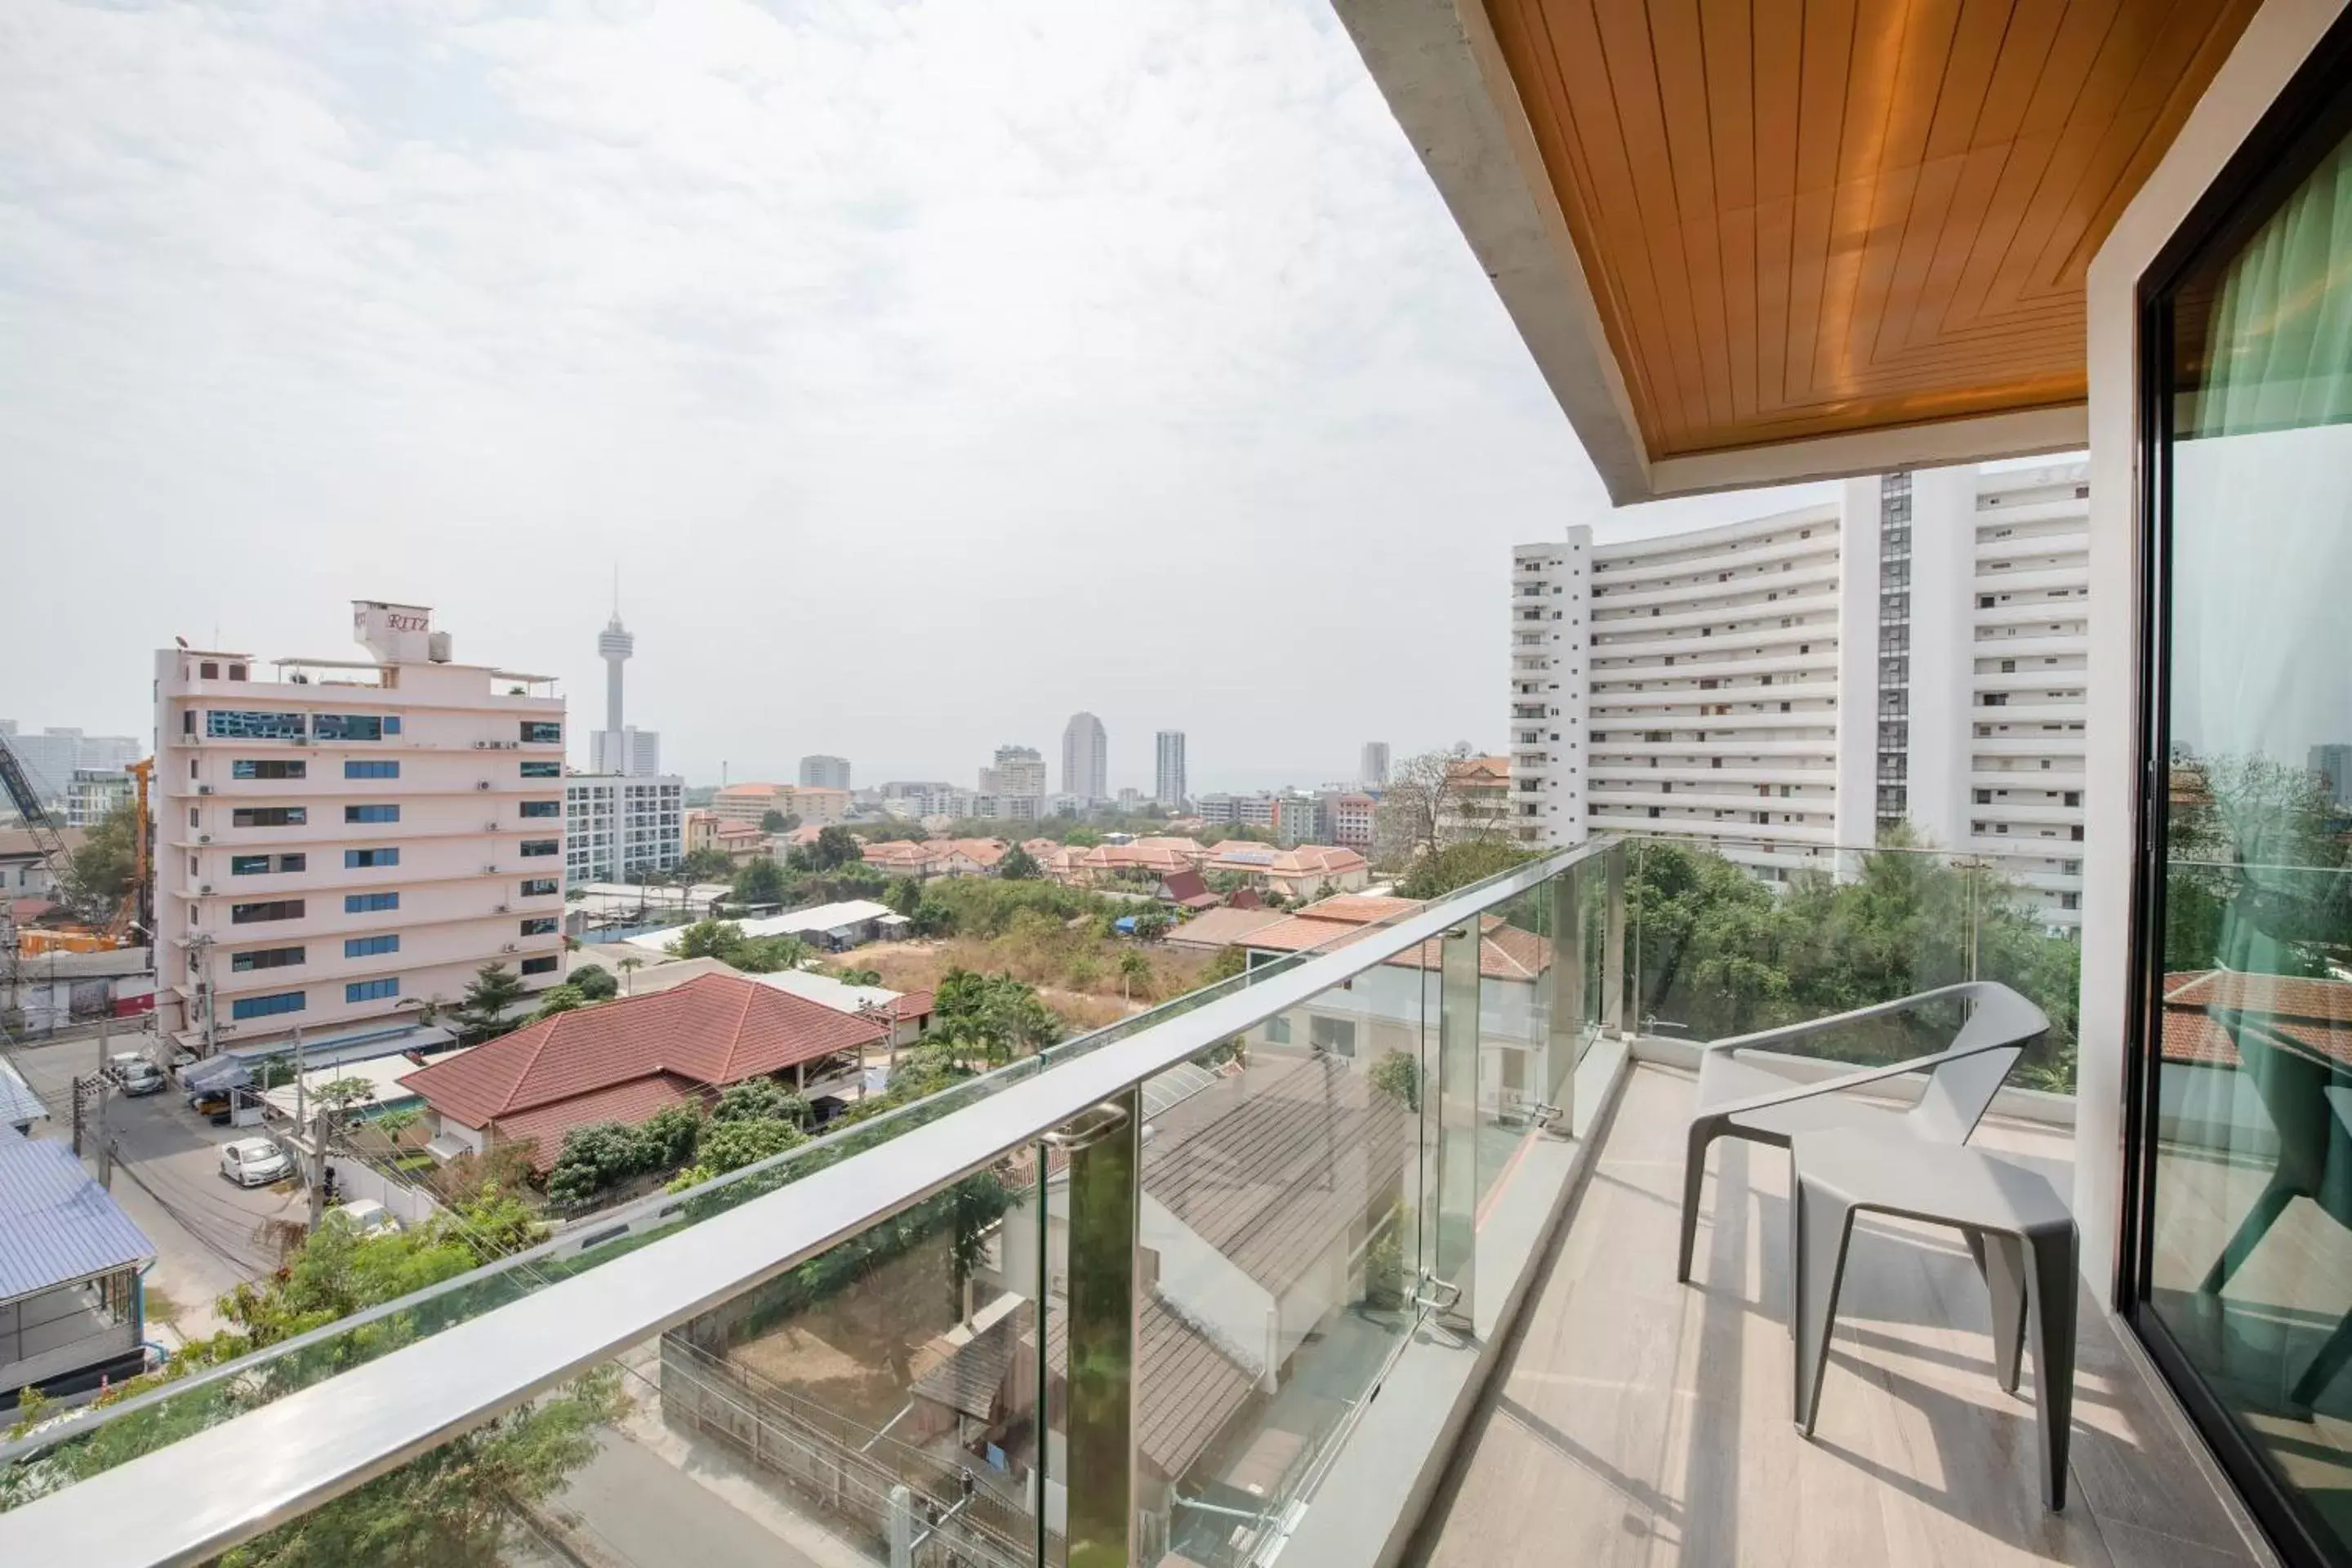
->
616, 956, 645, 996
1118, 949, 1152, 1005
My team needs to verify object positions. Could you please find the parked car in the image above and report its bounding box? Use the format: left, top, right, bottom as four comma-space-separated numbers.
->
322, 1199, 399, 1238
109, 1053, 165, 1097
219, 1137, 291, 1187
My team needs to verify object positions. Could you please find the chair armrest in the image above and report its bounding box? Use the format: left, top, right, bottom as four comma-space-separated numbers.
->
1696, 983, 1982, 1059
1699, 1036, 2017, 1125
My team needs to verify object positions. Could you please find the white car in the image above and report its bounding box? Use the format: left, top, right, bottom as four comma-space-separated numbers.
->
220, 1137, 291, 1187
109, 1053, 165, 1097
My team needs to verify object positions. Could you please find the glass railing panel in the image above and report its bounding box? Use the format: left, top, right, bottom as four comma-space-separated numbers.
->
0, 1049, 1065, 1508
1624, 835, 2081, 1091
1126, 973, 1426, 1566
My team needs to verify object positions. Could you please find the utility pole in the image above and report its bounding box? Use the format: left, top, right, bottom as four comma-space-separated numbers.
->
306, 1099, 329, 1231
94, 1072, 113, 1191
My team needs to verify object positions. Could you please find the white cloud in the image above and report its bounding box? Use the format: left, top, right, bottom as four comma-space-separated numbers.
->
0, 0, 1818, 790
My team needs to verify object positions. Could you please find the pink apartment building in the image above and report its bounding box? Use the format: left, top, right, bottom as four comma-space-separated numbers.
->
153, 601, 568, 1054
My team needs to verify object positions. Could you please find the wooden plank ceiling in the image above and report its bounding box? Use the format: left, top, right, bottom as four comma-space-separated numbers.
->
1482, 0, 2259, 460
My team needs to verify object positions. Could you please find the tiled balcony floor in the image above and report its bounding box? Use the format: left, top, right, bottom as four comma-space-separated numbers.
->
1414, 1065, 2263, 1567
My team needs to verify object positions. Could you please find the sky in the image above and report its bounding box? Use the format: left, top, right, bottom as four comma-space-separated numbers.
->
0, 0, 1832, 795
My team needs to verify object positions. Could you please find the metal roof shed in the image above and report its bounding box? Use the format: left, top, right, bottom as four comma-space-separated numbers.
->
0, 1131, 155, 1305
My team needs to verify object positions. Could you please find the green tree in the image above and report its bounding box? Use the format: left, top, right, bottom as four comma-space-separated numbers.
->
733, 934, 813, 974
673, 919, 747, 962
1396, 840, 1533, 900
457, 962, 527, 1040
886, 876, 923, 919
711, 1079, 810, 1127
572, 964, 619, 1002
673, 846, 735, 882
1129, 906, 1170, 944
635, 1103, 704, 1171
63, 800, 140, 922
546, 1122, 644, 1209
1117, 948, 1153, 1002
615, 956, 647, 995
1200, 945, 1249, 985
732, 858, 789, 906
695, 1116, 804, 1176
998, 844, 1042, 880
760, 808, 788, 832
532, 984, 587, 1021
1063, 827, 1103, 847
1368, 1049, 1422, 1111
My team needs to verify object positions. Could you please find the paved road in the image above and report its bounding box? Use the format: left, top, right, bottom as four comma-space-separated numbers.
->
6, 1030, 301, 1335
554, 1430, 822, 1568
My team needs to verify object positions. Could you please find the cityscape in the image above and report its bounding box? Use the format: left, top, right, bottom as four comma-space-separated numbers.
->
2, 5, 2350, 1568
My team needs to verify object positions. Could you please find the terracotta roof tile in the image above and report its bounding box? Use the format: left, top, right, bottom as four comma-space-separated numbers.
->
495, 1075, 702, 1172
403, 973, 884, 1130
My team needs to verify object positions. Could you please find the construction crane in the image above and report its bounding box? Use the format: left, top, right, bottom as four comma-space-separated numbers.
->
0, 733, 148, 955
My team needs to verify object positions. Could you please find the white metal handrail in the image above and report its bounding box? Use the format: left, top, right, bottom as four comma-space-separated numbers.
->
0, 839, 1613, 1566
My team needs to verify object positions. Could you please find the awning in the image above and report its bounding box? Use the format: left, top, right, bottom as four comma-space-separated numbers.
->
0, 1059, 47, 1126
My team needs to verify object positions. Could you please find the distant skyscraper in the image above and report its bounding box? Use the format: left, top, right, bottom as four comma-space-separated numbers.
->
1155, 731, 1187, 808
2313, 744, 2352, 810
982, 745, 1047, 798
799, 755, 852, 791
590, 581, 661, 777
1361, 742, 1391, 788
1061, 712, 1108, 802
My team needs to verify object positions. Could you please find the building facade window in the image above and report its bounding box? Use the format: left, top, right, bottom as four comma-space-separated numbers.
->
519, 878, 559, 898
228, 853, 305, 875
207, 710, 304, 741
519, 916, 558, 937
345, 978, 399, 1004
313, 714, 386, 741
229, 899, 305, 924
230, 990, 306, 1020
344, 892, 399, 913
231, 806, 306, 828
519, 840, 559, 858
229, 947, 305, 972
344, 934, 399, 958
519, 955, 559, 976
520, 722, 562, 745
344, 804, 400, 823
231, 760, 306, 780
519, 800, 560, 818
2129, 59, 2352, 1566
520, 760, 562, 778
344, 760, 399, 779
343, 848, 399, 868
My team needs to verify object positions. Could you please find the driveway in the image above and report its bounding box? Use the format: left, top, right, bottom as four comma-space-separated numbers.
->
6, 1030, 303, 1338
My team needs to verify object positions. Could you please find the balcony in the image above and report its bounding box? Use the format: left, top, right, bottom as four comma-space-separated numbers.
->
0, 838, 2252, 1567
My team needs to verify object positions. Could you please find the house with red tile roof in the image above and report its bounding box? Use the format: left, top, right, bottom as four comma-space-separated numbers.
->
402, 973, 885, 1171
860, 838, 949, 877
1236, 893, 1559, 1116
1202, 842, 1371, 899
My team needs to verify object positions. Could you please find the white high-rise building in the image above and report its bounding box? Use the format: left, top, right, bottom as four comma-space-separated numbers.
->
981, 745, 1047, 799
798, 755, 852, 791
565, 773, 684, 885
1154, 731, 1187, 809
1061, 713, 1108, 803
1512, 461, 2089, 929
154, 601, 570, 1053
1360, 742, 1390, 789
0, 721, 143, 805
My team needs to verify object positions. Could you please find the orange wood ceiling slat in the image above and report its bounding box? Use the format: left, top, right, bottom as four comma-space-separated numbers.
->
1481, 0, 2253, 458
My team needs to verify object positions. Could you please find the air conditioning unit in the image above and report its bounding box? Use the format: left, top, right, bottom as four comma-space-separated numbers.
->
198, 884, 213, 895
493, 904, 510, 914
485, 821, 501, 831
501, 942, 519, 954
475, 780, 491, 791
197, 833, 212, 844
483, 864, 499, 874
473, 741, 491, 751
196, 784, 213, 795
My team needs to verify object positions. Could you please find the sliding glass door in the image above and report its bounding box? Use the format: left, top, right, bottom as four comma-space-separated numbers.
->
2136, 60, 2352, 1566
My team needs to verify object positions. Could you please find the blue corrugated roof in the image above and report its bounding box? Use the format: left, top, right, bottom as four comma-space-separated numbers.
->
0, 1131, 155, 1303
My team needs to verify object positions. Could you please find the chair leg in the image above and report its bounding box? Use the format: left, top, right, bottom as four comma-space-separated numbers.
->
2024, 1222, 2078, 1512
1677, 1120, 1720, 1285
2288, 1307, 2352, 1414
2200, 1174, 2300, 1295
1794, 1181, 1856, 1436
1979, 1231, 2029, 1396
